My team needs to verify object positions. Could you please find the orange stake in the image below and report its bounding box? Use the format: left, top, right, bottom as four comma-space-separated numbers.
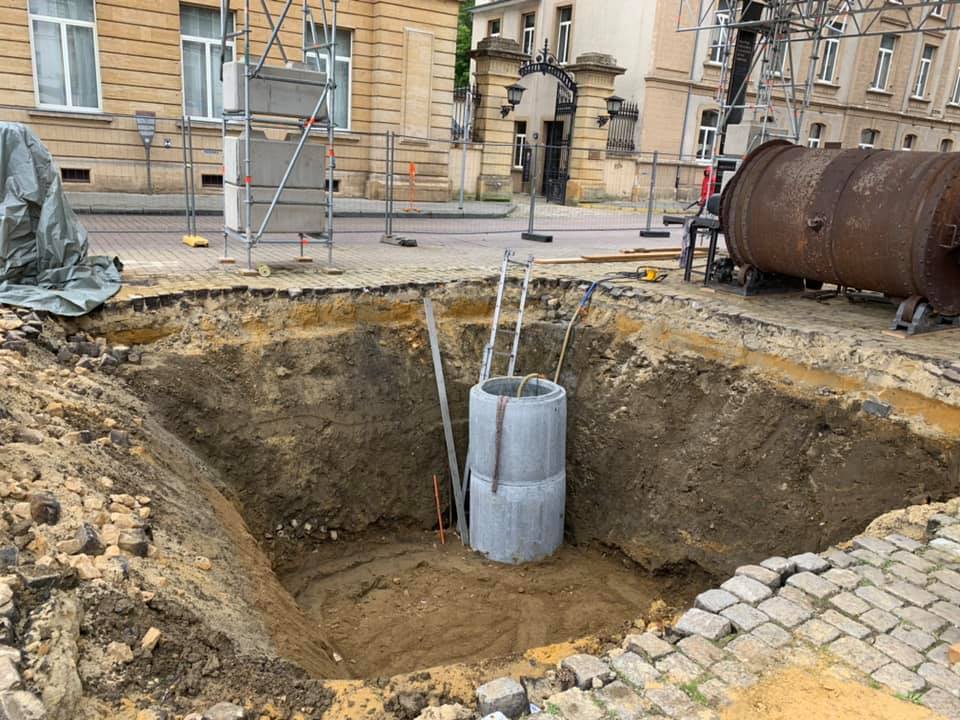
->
432, 474, 446, 545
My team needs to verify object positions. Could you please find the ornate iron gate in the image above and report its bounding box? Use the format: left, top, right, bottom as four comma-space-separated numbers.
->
519, 40, 577, 204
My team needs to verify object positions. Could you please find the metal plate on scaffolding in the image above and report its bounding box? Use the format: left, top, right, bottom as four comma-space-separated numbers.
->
223, 62, 329, 120
223, 132, 326, 188
224, 184, 328, 235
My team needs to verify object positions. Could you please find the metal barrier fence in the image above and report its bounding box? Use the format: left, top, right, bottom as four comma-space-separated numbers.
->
0, 104, 717, 264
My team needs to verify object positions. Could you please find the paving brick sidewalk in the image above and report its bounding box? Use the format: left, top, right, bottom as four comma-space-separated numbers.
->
467, 516, 960, 719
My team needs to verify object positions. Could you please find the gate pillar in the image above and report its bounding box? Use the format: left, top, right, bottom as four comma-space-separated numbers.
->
471, 37, 526, 201
566, 53, 625, 204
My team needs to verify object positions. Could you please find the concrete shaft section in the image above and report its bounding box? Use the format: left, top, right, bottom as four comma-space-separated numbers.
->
469, 376, 566, 564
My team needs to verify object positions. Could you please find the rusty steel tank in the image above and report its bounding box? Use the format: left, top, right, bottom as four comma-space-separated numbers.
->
720, 139, 960, 315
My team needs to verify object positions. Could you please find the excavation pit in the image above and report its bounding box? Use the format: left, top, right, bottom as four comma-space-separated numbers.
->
72, 279, 960, 689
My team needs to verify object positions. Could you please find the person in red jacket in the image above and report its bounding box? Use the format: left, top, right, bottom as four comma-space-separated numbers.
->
700, 167, 717, 207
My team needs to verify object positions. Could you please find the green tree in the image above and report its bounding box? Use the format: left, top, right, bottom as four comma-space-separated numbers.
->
454, 0, 475, 87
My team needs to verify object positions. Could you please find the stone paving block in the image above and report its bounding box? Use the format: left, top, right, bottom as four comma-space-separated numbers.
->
720, 575, 773, 605
698, 678, 731, 708
894, 605, 948, 634
476, 677, 528, 719
873, 633, 925, 669
560, 654, 611, 690
892, 550, 935, 572
850, 548, 885, 567
829, 591, 871, 617
885, 580, 937, 608
886, 534, 923, 552
892, 626, 938, 652
888, 563, 929, 587
939, 524, 960, 544
924, 547, 960, 566
677, 635, 726, 667
822, 549, 854, 569
871, 662, 926, 695
610, 652, 660, 689
796, 619, 841, 646
821, 568, 860, 590
853, 536, 897, 556
852, 564, 887, 586
861, 607, 899, 633
819, 609, 870, 640
929, 513, 960, 532
624, 632, 674, 662
694, 589, 738, 615
596, 680, 651, 720
720, 603, 769, 633
930, 582, 960, 605
855, 585, 903, 612
777, 586, 817, 611
726, 635, 775, 671
827, 636, 890, 674
645, 685, 700, 719
760, 556, 795, 576
922, 687, 960, 719
786, 571, 840, 599
932, 601, 960, 627
674, 609, 733, 641
933, 569, 960, 591
789, 552, 829, 574
544, 687, 605, 720
930, 538, 960, 559
919, 662, 960, 695
655, 651, 703, 684
481, 713, 509, 720
735, 565, 780, 589
927, 643, 951, 666
750, 623, 793, 648
941, 627, 960, 644
757, 596, 812, 628
711, 659, 758, 689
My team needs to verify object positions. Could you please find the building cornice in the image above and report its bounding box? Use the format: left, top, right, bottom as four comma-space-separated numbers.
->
470, 0, 538, 15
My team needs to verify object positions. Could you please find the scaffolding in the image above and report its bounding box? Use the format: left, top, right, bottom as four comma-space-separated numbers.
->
678, 0, 960, 156
219, 0, 338, 273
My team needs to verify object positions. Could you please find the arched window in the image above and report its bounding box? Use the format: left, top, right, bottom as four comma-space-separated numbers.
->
941, 138, 954, 153
696, 109, 720, 161
808, 123, 825, 148
859, 129, 879, 149
902, 134, 917, 150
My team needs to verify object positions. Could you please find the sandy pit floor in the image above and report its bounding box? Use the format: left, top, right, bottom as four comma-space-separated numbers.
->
279, 528, 701, 677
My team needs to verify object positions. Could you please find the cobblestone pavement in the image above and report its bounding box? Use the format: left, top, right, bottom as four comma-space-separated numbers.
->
469, 515, 960, 719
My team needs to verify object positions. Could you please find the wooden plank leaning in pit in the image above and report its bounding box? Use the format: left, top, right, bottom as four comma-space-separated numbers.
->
535, 249, 708, 265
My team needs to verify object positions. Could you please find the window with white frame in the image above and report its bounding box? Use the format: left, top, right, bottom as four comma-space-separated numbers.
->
522, 13, 536, 56
932, 2, 946, 18
708, 0, 732, 64
556, 6, 572, 64
817, 16, 845, 83
696, 109, 719, 161
513, 121, 527, 168
859, 128, 879, 149
952, 67, 960, 104
914, 44, 936, 98
808, 122, 825, 148
487, 18, 501, 37
770, 37, 788, 77
181, 5, 233, 120
28, 0, 101, 110
902, 134, 916, 150
305, 26, 353, 129
871, 34, 895, 90
941, 138, 954, 152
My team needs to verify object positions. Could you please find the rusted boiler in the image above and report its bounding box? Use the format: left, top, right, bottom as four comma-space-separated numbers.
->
720, 140, 960, 316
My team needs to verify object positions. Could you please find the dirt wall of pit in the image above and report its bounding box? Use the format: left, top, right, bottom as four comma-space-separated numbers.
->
82, 281, 960, 580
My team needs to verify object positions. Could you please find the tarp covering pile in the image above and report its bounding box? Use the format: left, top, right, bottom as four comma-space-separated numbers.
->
0, 122, 121, 316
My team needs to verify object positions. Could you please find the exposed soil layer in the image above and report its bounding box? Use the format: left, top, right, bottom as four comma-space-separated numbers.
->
280, 527, 701, 677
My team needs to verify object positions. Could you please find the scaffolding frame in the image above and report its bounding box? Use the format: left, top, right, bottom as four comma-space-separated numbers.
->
678, 0, 960, 156
219, 0, 338, 271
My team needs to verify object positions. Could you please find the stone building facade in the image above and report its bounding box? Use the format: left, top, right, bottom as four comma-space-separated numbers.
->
0, 0, 459, 198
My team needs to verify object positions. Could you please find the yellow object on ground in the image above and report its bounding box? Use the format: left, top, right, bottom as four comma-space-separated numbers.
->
182, 235, 209, 248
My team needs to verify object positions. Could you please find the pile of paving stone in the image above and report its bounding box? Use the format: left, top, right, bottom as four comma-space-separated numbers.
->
420, 514, 960, 720
54, 331, 139, 373
0, 308, 43, 355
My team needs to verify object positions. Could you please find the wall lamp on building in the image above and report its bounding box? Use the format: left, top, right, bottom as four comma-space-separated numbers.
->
597, 95, 624, 127
501, 83, 526, 118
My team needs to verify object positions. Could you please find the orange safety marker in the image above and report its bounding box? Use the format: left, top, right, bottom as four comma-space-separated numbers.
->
404, 162, 421, 213
432, 474, 446, 545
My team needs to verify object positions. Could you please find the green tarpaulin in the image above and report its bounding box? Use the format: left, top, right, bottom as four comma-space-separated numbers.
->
0, 122, 121, 316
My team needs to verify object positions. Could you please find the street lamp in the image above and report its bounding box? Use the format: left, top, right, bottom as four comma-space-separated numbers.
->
501, 83, 526, 118
597, 94, 624, 127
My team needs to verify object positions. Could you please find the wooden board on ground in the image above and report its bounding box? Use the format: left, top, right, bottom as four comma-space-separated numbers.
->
535, 249, 707, 265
